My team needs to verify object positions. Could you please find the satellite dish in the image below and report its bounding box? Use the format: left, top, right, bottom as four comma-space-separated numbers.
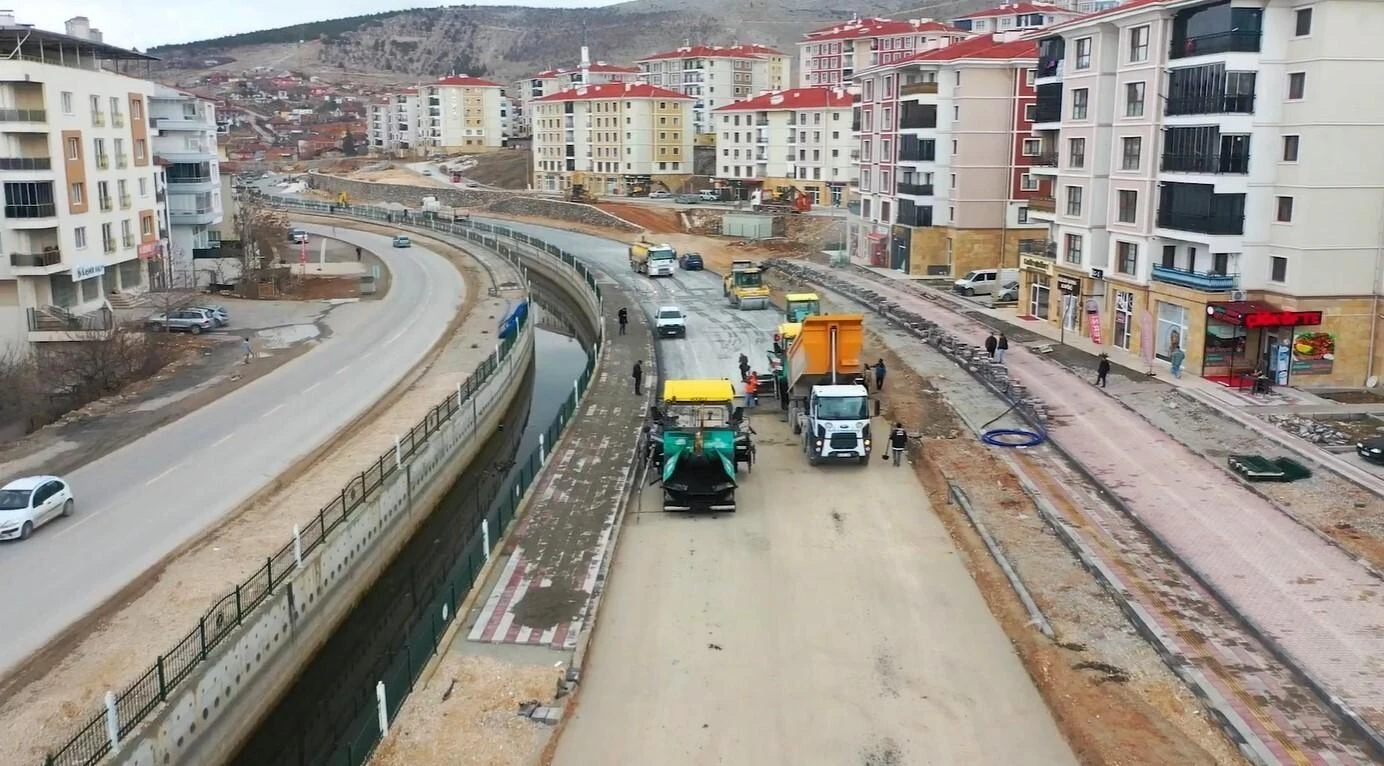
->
1368, 375, 1379, 389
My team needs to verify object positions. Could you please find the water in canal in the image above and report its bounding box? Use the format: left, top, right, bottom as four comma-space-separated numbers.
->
229, 288, 591, 766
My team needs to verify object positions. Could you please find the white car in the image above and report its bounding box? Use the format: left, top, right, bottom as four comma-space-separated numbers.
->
0, 475, 74, 541
655, 306, 686, 338
648, 190, 672, 199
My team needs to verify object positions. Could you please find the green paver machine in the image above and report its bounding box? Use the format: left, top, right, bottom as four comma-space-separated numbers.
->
649, 379, 748, 512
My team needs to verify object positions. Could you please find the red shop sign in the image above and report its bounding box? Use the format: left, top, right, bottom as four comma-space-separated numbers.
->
1244, 310, 1322, 329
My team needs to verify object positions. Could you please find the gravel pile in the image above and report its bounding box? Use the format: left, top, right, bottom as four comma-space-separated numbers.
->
1265, 413, 1351, 445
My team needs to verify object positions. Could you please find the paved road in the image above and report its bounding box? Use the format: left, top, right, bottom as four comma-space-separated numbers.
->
0, 224, 463, 677
482, 218, 1075, 764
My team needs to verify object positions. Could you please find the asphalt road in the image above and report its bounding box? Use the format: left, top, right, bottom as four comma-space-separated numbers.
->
486, 218, 1074, 764
0, 224, 463, 677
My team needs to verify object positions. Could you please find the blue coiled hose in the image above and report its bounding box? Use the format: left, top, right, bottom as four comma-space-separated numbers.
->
978, 401, 1048, 448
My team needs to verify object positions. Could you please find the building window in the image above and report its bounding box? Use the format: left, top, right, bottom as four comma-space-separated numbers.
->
1282, 135, 1300, 162
1129, 26, 1149, 62
1064, 233, 1083, 265
135, 139, 146, 160
1271, 255, 1288, 282
1018, 207, 1029, 223
1025, 68, 1036, 86
1024, 103, 1036, 122
1074, 37, 1092, 69
1276, 196, 1294, 222
1121, 137, 1141, 170
66, 137, 80, 160
1125, 82, 1145, 117
1020, 174, 1039, 191
1294, 8, 1312, 36
1288, 72, 1306, 100
1117, 241, 1138, 275
1117, 190, 1137, 223
1071, 88, 1088, 120
61, 92, 74, 114
1021, 138, 1041, 156
1068, 137, 1086, 168
1065, 185, 1083, 216
70, 182, 83, 205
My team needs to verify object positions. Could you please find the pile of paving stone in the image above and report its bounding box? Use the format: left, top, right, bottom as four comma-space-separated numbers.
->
1264, 413, 1352, 445
765, 259, 1049, 426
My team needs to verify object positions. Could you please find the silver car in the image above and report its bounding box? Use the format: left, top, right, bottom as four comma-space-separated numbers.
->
994, 280, 1020, 303
147, 307, 217, 334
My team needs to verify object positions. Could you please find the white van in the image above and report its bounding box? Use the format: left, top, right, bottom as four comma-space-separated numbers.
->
954, 268, 1019, 297
699, 190, 720, 202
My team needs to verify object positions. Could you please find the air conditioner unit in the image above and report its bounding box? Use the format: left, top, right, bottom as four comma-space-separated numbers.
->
1230, 289, 1247, 301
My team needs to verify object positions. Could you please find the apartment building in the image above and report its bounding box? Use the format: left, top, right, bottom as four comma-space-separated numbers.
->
366, 88, 420, 156
148, 84, 224, 287
531, 82, 694, 195
797, 17, 969, 88
417, 74, 505, 154
948, 2, 1086, 33
852, 33, 1048, 275
513, 48, 641, 137
636, 45, 789, 135
1028, 0, 1384, 388
0, 16, 171, 350
712, 87, 855, 207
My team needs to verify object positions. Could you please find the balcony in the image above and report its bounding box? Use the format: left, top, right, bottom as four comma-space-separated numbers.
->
1033, 152, 1058, 167
99, 197, 113, 212
0, 157, 51, 170
95, 154, 110, 169
10, 249, 63, 273
897, 182, 934, 196
169, 207, 220, 225
5, 202, 57, 220
103, 238, 117, 253
0, 108, 46, 123
151, 113, 213, 131
167, 174, 215, 187
122, 233, 136, 248
116, 155, 128, 169
1160, 153, 1249, 175
1166, 93, 1254, 117
1018, 240, 1057, 258
899, 82, 939, 96
899, 104, 937, 130
1151, 264, 1237, 291
755, 116, 769, 126
1029, 196, 1056, 214
112, 113, 125, 128
27, 305, 114, 341
1171, 30, 1261, 59
1157, 210, 1244, 236
92, 112, 106, 127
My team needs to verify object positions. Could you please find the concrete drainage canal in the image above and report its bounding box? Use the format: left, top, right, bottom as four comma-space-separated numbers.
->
228, 284, 594, 766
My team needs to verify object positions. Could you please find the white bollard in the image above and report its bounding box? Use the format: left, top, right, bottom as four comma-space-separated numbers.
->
482, 518, 491, 562
539, 434, 546, 465
293, 524, 303, 568
319, 237, 326, 265
395, 436, 402, 468
105, 690, 120, 753
442, 603, 449, 622
376, 681, 389, 736
573, 379, 579, 401
456, 382, 463, 409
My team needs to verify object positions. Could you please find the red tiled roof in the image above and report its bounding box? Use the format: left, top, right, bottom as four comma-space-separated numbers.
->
637, 43, 786, 62
1035, 0, 1165, 35
888, 33, 1038, 67
714, 87, 855, 112
434, 74, 502, 88
803, 17, 966, 42
535, 82, 693, 102
533, 62, 641, 78
951, 2, 1075, 20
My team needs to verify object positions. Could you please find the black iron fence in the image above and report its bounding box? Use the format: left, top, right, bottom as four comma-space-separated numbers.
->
43, 198, 609, 766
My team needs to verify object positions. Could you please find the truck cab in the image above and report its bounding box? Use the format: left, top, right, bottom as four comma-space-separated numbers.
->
649, 380, 752, 512
630, 242, 677, 277
784, 293, 821, 323
804, 385, 872, 464
783, 315, 874, 465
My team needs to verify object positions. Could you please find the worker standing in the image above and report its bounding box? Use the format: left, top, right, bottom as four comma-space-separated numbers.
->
617, 307, 628, 336
632, 360, 644, 396
873, 359, 887, 391
1096, 354, 1111, 388
888, 423, 908, 466
745, 371, 759, 409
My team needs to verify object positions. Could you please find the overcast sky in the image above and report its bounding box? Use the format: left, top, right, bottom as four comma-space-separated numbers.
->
27, 0, 626, 51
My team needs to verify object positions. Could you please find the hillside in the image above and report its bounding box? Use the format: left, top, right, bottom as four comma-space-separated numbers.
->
147, 0, 1009, 85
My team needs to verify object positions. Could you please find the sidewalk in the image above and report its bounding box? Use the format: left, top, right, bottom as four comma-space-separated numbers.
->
466, 289, 654, 650
800, 262, 1384, 745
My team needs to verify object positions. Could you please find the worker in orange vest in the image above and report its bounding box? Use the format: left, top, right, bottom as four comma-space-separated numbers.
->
745, 371, 759, 409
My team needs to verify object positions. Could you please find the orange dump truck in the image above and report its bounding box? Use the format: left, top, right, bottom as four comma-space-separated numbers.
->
784, 315, 872, 465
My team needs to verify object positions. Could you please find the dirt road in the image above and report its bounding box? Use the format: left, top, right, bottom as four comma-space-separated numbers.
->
554, 416, 1077, 766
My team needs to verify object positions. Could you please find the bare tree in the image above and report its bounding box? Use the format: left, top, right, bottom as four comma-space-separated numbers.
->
35, 327, 180, 409
0, 349, 42, 431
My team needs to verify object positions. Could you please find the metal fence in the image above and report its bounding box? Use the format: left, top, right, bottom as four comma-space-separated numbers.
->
44, 199, 605, 766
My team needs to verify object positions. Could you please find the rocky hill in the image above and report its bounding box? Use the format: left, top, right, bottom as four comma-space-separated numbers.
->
148, 0, 1009, 84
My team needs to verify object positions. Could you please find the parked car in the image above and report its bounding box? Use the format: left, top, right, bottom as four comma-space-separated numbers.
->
953, 268, 1019, 297
994, 280, 1020, 303
0, 475, 74, 541
393, 235, 412, 248
655, 306, 687, 338
1358, 437, 1384, 464
147, 308, 217, 334
648, 190, 672, 199
699, 190, 721, 202
679, 252, 704, 271
192, 304, 230, 327
289, 229, 309, 244
675, 194, 701, 204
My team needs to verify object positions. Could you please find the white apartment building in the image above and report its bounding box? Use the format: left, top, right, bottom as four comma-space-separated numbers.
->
797, 17, 970, 88
417, 75, 505, 154
1029, 0, 1384, 388
637, 45, 790, 135
713, 87, 856, 208
947, 2, 1086, 33
148, 84, 224, 288
0, 16, 171, 350
531, 82, 694, 195
366, 88, 419, 156
513, 48, 641, 138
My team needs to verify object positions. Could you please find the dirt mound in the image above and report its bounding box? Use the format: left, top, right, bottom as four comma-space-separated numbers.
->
597, 204, 682, 234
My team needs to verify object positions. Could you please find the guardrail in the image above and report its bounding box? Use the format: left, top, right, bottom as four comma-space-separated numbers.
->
263, 196, 608, 766
42, 204, 573, 766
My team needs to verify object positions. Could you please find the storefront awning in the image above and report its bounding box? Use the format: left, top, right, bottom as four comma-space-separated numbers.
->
1207, 301, 1323, 329
866, 232, 887, 242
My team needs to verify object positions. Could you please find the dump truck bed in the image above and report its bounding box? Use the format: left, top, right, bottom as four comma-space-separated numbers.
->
785, 314, 864, 395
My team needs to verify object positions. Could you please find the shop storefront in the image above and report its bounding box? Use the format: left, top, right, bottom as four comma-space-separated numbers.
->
1057, 275, 1081, 333
890, 225, 912, 273
1155, 301, 1190, 361
1203, 301, 1323, 389
1020, 255, 1054, 321
1111, 289, 1135, 350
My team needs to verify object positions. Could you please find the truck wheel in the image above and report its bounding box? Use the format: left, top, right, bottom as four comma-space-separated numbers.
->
858, 455, 870, 466
792, 418, 802, 435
